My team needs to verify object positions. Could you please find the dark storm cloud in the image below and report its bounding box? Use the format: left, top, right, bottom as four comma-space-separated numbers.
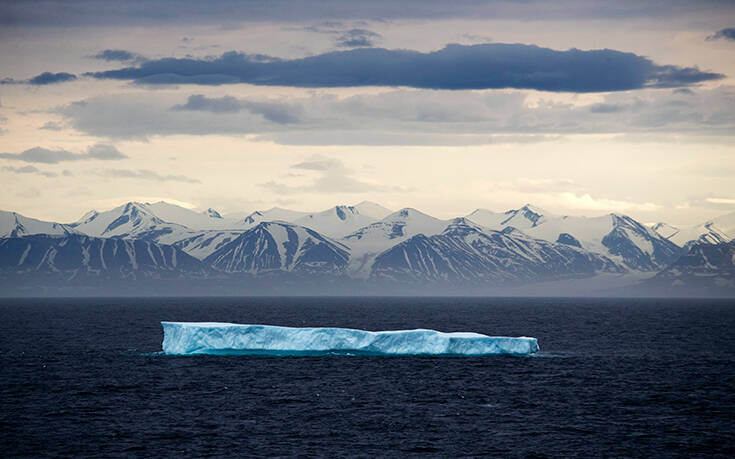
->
92, 49, 145, 63
1, 0, 732, 26
85, 44, 723, 92
336, 29, 382, 47
170, 94, 301, 123
0, 144, 127, 163
706, 28, 735, 41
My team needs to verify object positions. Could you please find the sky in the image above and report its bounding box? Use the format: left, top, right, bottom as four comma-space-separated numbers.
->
1, 0, 734, 226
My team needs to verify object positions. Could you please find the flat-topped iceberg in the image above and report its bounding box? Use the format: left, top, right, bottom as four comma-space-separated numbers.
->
161, 322, 539, 356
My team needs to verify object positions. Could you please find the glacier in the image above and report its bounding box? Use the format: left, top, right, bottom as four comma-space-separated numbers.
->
161, 322, 539, 356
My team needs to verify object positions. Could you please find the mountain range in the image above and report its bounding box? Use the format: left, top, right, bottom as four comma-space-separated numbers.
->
0, 201, 732, 297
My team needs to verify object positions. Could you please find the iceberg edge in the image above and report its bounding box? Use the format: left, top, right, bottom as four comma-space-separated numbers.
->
161, 322, 539, 356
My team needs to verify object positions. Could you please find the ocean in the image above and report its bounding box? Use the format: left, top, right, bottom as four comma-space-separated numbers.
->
1, 297, 734, 457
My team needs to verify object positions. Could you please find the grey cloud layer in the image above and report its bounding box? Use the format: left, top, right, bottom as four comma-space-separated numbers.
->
335, 29, 382, 47
2, 165, 58, 177
85, 44, 722, 92
0, 144, 127, 163
92, 49, 146, 63
2, 0, 731, 26
171, 95, 301, 124
58, 86, 735, 145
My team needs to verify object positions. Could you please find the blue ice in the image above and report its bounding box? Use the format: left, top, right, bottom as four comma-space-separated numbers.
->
161, 322, 539, 356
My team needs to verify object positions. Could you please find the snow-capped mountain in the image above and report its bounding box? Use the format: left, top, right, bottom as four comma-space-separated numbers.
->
0, 234, 206, 279
142, 201, 244, 230
650, 222, 679, 240
342, 208, 450, 276
353, 201, 393, 220
2, 200, 731, 296
466, 204, 550, 231
69, 202, 191, 240
240, 207, 309, 226
72, 201, 247, 236
643, 240, 735, 297
0, 210, 77, 238
653, 211, 735, 249
294, 205, 377, 238
204, 221, 350, 275
170, 230, 245, 260
467, 205, 681, 271
370, 218, 622, 284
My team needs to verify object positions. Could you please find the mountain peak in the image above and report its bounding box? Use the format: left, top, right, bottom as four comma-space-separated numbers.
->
519, 203, 548, 215
353, 201, 392, 220
206, 208, 223, 219
391, 207, 427, 219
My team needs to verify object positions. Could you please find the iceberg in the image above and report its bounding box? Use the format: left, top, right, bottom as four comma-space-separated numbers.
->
161, 322, 539, 356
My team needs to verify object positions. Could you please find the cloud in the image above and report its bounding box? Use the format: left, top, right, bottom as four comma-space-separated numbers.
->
85, 143, 128, 160
92, 49, 145, 63
557, 192, 661, 212
336, 28, 382, 47
1, 72, 77, 86
2, 1, 732, 26
291, 158, 343, 171
298, 22, 382, 48
170, 94, 301, 123
2, 165, 57, 177
589, 103, 623, 113
59, 86, 735, 144
40, 121, 65, 131
0, 144, 127, 163
677, 196, 735, 211
28, 72, 77, 85
95, 169, 201, 183
86, 43, 723, 92
706, 27, 735, 41
706, 197, 735, 204
260, 156, 399, 194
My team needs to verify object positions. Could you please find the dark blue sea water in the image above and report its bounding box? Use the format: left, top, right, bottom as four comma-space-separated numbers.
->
1, 297, 734, 457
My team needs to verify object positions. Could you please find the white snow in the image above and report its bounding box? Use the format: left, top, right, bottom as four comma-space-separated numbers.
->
0, 210, 76, 238
161, 322, 539, 356
143, 201, 243, 230
466, 206, 672, 269
241, 207, 309, 225
353, 201, 393, 220
668, 211, 735, 247
467, 204, 553, 231
294, 205, 377, 238
342, 208, 450, 277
